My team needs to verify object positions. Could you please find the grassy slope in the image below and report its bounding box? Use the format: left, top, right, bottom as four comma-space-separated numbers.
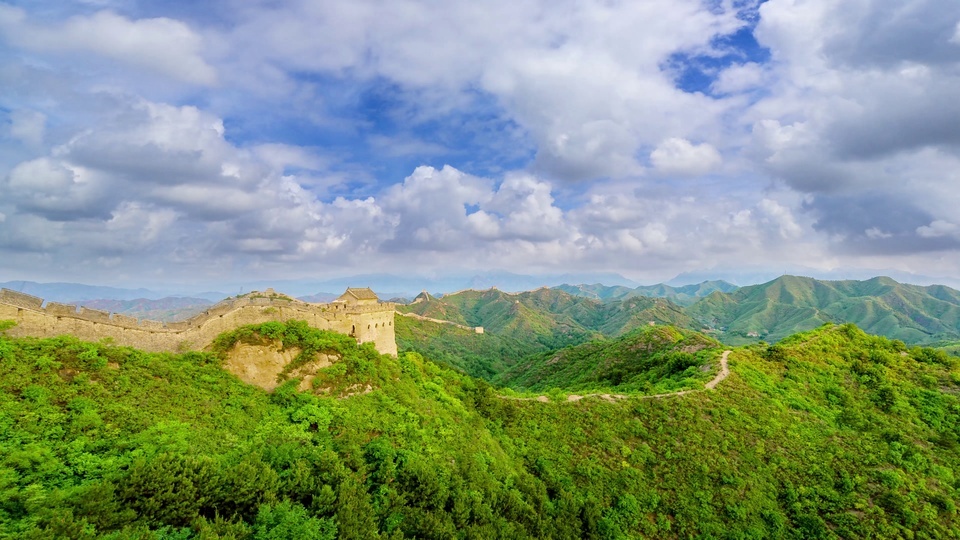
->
689, 275, 960, 344
2, 321, 960, 538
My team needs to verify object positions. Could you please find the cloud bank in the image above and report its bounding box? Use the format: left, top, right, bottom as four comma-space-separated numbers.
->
1, 0, 958, 287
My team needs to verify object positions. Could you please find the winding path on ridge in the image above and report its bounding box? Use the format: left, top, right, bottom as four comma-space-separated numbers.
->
509, 350, 732, 403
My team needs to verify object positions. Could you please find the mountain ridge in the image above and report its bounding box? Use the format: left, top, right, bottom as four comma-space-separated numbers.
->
689, 275, 960, 344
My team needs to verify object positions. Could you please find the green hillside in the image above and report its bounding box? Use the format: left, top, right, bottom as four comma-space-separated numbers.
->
3, 320, 960, 538
400, 287, 694, 340
556, 280, 738, 306
689, 275, 960, 344
495, 325, 722, 394
394, 315, 539, 380
397, 288, 696, 379
401, 287, 601, 348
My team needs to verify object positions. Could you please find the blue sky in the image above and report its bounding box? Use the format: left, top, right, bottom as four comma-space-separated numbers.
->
1, 0, 960, 289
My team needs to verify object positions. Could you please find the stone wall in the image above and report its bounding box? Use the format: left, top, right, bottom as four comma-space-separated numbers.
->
0, 288, 397, 356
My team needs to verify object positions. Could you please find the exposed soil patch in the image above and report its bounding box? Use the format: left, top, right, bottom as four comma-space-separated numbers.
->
223, 340, 300, 390
223, 340, 342, 392
290, 355, 336, 391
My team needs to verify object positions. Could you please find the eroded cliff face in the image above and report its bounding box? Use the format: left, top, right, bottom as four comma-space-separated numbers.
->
222, 340, 337, 391
0, 288, 398, 356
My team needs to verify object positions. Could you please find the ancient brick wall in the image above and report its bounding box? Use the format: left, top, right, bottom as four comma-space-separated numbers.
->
0, 288, 397, 355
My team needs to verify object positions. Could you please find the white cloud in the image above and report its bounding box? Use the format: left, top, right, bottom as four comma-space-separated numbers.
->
0, 5, 215, 85
741, 0, 960, 258
106, 202, 178, 244
4, 0, 960, 283
650, 138, 722, 177
216, 0, 749, 181
758, 198, 802, 239
483, 173, 567, 241
917, 220, 960, 238
712, 62, 766, 94
865, 227, 893, 240
5, 157, 105, 219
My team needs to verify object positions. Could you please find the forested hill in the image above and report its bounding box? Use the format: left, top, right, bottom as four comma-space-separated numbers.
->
2, 320, 960, 538
688, 275, 960, 344
495, 325, 721, 393
398, 287, 694, 347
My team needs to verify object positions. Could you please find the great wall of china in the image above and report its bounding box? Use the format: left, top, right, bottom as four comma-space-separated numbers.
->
0, 287, 398, 356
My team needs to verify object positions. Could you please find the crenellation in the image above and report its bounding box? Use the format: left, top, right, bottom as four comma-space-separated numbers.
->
165, 321, 191, 331
139, 319, 166, 330
0, 288, 44, 310
204, 302, 237, 317
78, 307, 111, 323
111, 314, 140, 328
45, 302, 79, 316
0, 287, 397, 356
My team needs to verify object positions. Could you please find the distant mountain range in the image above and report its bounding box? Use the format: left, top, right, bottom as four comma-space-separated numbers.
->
1, 271, 640, 301
75, 297, 215, 322
0, 281, 229, 303
396, 275, 960, 380
7, 275, 960, 346
555, 280, 738, 306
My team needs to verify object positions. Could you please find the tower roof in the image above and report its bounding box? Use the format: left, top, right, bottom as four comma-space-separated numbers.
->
340, 287, 379, 301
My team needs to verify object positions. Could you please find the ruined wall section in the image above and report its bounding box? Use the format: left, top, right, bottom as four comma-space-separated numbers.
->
0, 289, 397, 355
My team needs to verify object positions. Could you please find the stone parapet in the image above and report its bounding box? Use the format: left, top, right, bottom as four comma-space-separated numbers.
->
139, 320, 167, 330
111, 314, 140, 328
78, 307, 111, 323
46, 302, 79, 316
0, 289, 44, 310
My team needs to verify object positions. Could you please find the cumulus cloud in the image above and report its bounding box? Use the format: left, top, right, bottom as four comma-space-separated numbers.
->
216, 0, 750, 181
712, 62, 767, 94
3, 0, 960, 284
0, 5, 215, 85
757, 198, 802, 239
742, 0, 960, 257
650, 138, 722, 177
381, 165, 491, 250
482, 173, 567, 242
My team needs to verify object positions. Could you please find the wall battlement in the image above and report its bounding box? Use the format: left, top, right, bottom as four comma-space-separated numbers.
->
0, 287, 397, 356
0, 289, 43, 310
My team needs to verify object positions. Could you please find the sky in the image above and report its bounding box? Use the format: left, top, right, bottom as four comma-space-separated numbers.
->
1, 0, 960, 289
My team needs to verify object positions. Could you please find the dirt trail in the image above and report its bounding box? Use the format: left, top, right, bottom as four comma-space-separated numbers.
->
510, 350, 732, 403
704, 349, 731, 390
